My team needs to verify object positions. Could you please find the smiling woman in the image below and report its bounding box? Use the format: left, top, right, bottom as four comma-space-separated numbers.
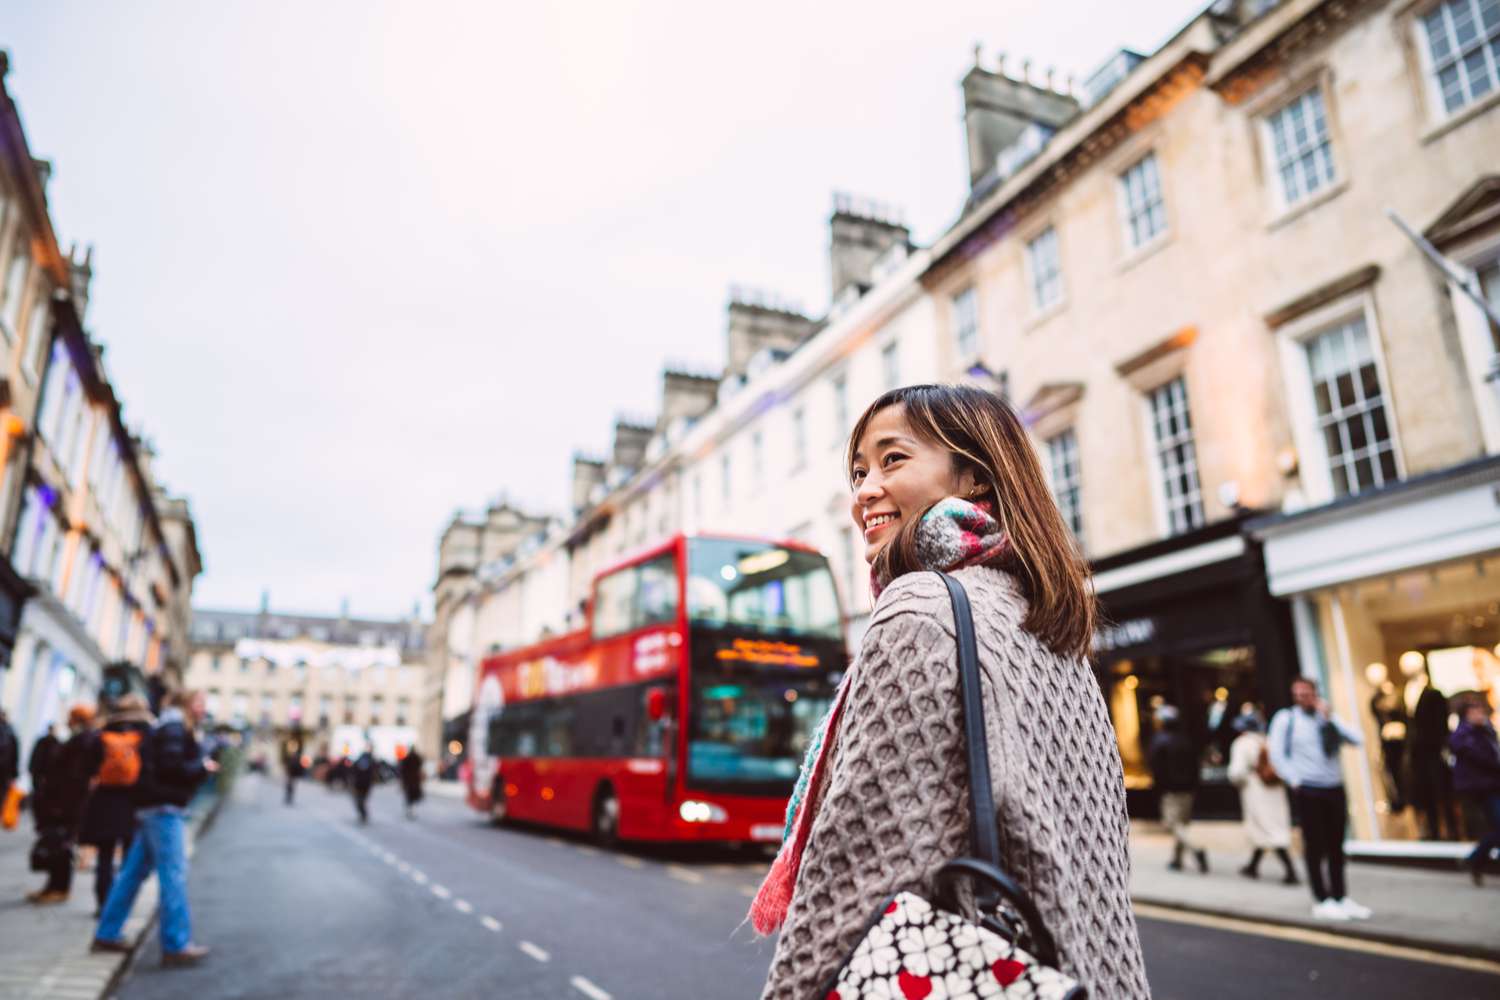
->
754, 383, 1149, 1000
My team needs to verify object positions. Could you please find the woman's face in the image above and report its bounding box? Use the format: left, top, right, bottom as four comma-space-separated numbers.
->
849, 404, 977, 564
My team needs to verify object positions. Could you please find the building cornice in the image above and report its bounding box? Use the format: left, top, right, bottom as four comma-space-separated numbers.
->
1207, 0, 1383, 105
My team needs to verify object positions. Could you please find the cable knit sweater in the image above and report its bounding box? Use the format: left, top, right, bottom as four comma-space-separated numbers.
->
760, 567, 1150, 1000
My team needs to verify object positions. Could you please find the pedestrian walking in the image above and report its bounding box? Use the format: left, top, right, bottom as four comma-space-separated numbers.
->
1268, 676, 1371, 922
28, 724, 60, 792
92, 689, 218, 966
0, 707, 18, 798
282, 733, 306, 806
753, 384, 1150, 1000
1148, 705, 1208, 874
1226, 712, 1297, 883
350, 746, 376, 824
79, 695, 154, 914
399, 747, 424, 820
1449, 697, 1500, 887
27, 705, 96, 904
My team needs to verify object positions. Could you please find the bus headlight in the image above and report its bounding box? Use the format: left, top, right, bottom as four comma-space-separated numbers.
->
679, 800, 727, 823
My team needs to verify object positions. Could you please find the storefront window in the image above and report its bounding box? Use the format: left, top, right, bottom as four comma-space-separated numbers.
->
1101, 646, 1260, 810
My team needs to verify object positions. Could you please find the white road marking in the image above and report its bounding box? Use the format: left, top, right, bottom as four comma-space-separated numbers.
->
411, 870, 429, 885
396, 861, 411, 873
519, 941, 550, 963
615, 856, 644, 869
576, 845, 601, 857
431, 884, 452, 899
480, 916, 502, 932
454, 899, 473, 914
571, 975, 612, 1000
1132, 903, 1500, 975
666, 865, 703, 885
738, 886, 757, 898
382, 852, 396, 864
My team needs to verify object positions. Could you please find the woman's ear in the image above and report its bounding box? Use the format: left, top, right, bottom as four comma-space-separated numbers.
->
956, 465, 989, 499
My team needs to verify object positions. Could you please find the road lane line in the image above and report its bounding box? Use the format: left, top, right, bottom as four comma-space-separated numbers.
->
480, 916, 502, 932
431, 884, 452, 899
519, 941, 550, 963
454, 899, 473, 914
1132, 903, 1500, 974
411, 870, 429, 885
666, 865, 703, 885
738, 886, 757, 898
396, 861, 411, 873
381, 852, 396, 864
576, 845, 601, 857
615, 856, 644, 869
571, 975, 612, 1000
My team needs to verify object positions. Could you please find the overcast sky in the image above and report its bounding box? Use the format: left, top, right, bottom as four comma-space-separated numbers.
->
3, 0, 1199, 619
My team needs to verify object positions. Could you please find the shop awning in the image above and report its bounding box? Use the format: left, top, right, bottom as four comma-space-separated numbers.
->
1248, 455, 1500, 596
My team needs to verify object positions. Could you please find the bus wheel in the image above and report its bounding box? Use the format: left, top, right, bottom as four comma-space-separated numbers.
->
592, 787, 620, 847
489, 780, 508, 827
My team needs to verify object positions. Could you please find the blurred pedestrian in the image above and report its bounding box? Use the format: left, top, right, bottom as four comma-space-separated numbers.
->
28, 724, 60, 792
350, 746, 376, 824
79, 695, 154, 914
282, 733, 306, 806
92, 689, 218, 966
1268, 676, 1370, 922
1450, 697, 1500, 887
1226, 711, 1296, 884
0, 708, 18, 799
27, 705, 96, 904
753, 385, 1150, 1000
399, 747, 424, 820
1149, 705, 1208, 873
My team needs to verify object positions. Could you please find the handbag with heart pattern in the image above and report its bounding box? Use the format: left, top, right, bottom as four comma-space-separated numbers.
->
820, 574, 1087, 1000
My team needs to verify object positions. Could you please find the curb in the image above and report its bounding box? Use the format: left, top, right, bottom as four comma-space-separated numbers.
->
1130, 893, 1500, 966
94, 788, 230, 999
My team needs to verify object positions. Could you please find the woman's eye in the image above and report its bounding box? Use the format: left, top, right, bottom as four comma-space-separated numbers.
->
850, 468, 866, 484
881, 453, 906, 467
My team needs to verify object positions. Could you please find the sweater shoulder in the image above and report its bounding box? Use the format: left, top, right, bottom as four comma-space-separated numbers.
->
869, 571, 953, 630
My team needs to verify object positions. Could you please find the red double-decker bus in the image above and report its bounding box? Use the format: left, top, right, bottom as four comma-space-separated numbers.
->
465, 534, 846, 845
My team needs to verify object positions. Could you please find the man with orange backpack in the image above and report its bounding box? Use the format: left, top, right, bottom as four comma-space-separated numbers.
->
79, 696, 154, 913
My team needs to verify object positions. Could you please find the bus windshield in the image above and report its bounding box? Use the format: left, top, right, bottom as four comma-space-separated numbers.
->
686, 539, 842, 640
687, 672, 833, 793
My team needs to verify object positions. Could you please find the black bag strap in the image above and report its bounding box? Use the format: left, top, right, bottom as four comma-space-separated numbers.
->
937, 572, 1002, 870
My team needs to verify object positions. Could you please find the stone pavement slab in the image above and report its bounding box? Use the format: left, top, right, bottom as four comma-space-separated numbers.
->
1130, 820, 1500, 961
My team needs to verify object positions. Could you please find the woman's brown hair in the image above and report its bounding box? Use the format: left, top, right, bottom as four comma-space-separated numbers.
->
846, 383, 1096, 658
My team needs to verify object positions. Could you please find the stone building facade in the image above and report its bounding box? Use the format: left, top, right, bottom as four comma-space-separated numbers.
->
438, 0, 1499, 848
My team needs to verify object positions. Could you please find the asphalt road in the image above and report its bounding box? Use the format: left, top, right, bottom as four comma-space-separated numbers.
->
114, 774, 1500, 999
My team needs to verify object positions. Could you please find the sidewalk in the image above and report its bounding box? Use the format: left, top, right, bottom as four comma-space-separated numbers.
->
1130, 821, 1500, 962
0, 793, 224, 1000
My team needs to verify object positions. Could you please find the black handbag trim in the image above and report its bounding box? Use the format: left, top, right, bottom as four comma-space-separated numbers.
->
938, 572, 1064, 970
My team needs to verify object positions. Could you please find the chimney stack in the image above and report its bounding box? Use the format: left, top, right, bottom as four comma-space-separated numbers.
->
723, 289, 815, 381
829, 192, 910, 302
960, 57, 1080, 190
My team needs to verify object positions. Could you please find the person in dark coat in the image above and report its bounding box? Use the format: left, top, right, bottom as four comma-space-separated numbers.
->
0, 708, 19, 795
398, 747, 424, 820
1450, 698, 1500, 886
350, 745, 376, 824
28, 706, 96, 903
79, 696, 155, 912
28, 725, 60, 793
1149, 705, 1209, 874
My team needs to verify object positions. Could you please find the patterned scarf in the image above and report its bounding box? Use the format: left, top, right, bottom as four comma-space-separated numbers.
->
749, 497, 1010, 935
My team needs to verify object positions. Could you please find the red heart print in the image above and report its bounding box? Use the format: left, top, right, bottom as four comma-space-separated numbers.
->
993, 958, 1027, 985
898, 970, 933, 999
885, 901, 899, 915
824, 992, 841, 1000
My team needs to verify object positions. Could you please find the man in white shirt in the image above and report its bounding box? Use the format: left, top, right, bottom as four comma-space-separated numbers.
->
1267, 677, 1373, 922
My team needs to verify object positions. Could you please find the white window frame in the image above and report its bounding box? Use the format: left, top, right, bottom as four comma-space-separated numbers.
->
1024, 227, 1065, 312
1259, 85, 1339, 213
881, 340, 900, 390
0, 239, 29, 341
1414, 0, 1500, 124
1044, 428, 1085, 550
951, 286, 980, 361
22, 277, 51, 382
1141, 376, 1206, 537
1275, 290, 1407, 506
1117, 152, 1168, 253
830, 372, 849, 445
790, 406, 807, 471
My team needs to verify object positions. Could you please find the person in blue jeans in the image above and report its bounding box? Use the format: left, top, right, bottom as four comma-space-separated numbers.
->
1451, 697, 1500, 887
91, 689, 218, 966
